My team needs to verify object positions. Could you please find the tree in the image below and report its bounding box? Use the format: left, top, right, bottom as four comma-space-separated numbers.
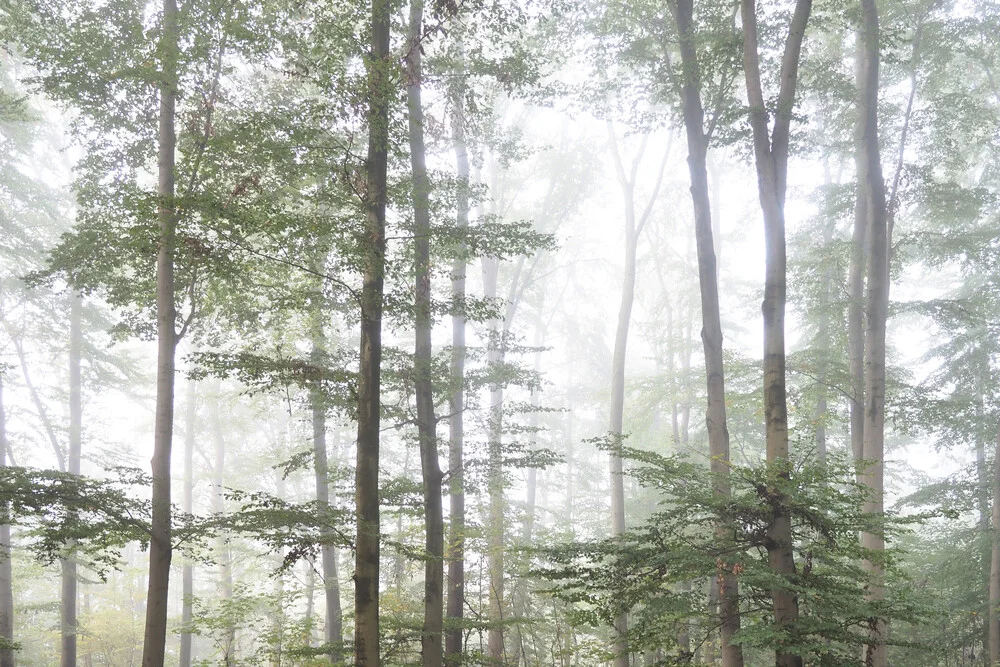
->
856, 1, 890, 664
406, 3, 444, 664
605, 123, 667, 667
669, 0, 744, 662
740, 0, 812, 664
0, 374, 13, 667
139, 0, 180, 663
445, 41, 470, 667
354, 0, 392, 663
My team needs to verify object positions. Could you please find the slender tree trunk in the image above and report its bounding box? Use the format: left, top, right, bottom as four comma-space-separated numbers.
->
0, 375, 14, 667
210, 393, 235, 666
407, 7, 444, 664
857, 1, 889, 664
61, 292, 82, 667
608, 230, 635, 667
180, 378, 195, 667
310, 313, 343, 664
848, 41, 869, 472
605, 125, 667, 667
740, 1, 811, 664
271, 466, 288, 667
305, 561, 316, 643
513, 316, 544, 667
355, 1, 391, 662
483, 257, 506, 666
141, 0, 178, 663
671, 3, 744, 663
990, 423, 1000, 666
445, 47, 469, 667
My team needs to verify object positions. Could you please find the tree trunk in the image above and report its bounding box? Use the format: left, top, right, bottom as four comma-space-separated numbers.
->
61, 291, 82, 667
355, 0, 391, 662
310, 316, 343, 664
990, 423, 1000, 666
848, 41, 869, 473
857, 1, 889, 664
445, 46, 469, 667
211, 392, 235, 666
0, 375, 14, 667
482, 257, 507, 666
671, 2, 744, 663
141, 0, 178, 663
407, 7, 445, 664
605, 124, 667, 667
740, 0, 811, 664
608, 229, 635, 667
180, 378, 195, 667
513, 316, 544, 667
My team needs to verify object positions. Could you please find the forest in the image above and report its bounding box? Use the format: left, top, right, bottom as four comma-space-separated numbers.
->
0, 0, 996, 665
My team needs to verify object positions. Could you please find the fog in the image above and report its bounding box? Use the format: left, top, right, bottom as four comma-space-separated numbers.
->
0, 1, 993, 666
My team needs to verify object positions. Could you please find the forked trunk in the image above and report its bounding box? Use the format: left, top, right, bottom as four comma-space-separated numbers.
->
140, 1, 179, 664
740, 0, 812, 664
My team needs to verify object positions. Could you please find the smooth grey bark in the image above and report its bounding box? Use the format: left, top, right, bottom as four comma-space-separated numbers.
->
210, 393, 235, 666
857, 1, 889, 664
406, 6, 445, 663
740, 0, 812, 665
0, 375, 13, 667
670, 1, 744, 662
180, 378, 195, 667
513, 315, 544, 667
141, 0, 178, 663
309, 315, 343, 664
482, 257, 506, 666
61, 292, 82, 667
355, 0, 390, 661
444, 47, 469, 667
990, 423, 1000, 667
848, 42, 869, 471
606, 124, 668, 667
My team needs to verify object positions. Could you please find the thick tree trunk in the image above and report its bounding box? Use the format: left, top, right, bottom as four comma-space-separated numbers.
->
671, 3, 744, 663
990, 424, 1000, 666
61, 291, 82, 667
180, 378, 196, 667
141, 1, 178, 664
407, 7, 444, 664
355, 1, 391, 662
310, 317, 343, 664
857, 1, 889, 664
445, 51, 469, 667
740, 1, 811, 664
0, 376, 14, 667
210, 393, 235, 666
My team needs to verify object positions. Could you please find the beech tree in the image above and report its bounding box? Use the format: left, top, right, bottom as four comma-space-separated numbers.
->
740, 0, 812, 664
